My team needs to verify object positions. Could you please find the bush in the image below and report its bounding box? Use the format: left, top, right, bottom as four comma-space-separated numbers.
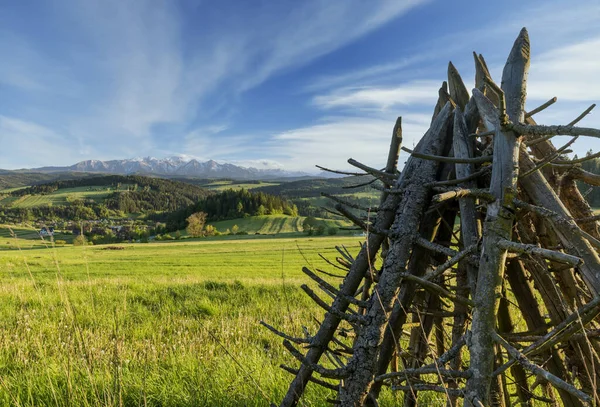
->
236, 231, 248, 235
327, 227, 338, 236
316, 225, 326, 236
54, 240, 67, 245
204, 225, 216, 236
73, 235, 87, 246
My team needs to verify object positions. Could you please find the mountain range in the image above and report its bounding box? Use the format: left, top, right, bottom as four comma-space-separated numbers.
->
25, 157, 313, 180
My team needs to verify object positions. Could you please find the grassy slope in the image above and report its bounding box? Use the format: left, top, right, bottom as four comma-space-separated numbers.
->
0, 237, 421, 406
208, 215, 349, 235
1, 186, 116, 208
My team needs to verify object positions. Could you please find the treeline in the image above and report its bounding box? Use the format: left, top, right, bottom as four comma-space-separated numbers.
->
11, 175, 209, 198
1, 205, 112, 223
165, 189, 298, 231
0, 171, 96, 190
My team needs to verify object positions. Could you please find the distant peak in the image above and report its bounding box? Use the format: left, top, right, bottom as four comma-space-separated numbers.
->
28, 156, 317, 180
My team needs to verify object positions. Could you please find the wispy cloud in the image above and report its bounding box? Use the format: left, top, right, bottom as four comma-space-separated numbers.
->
0, 116, 79, 169
313, 80, 440, 111
305, 54, 434, 93
0, 0, 430, 168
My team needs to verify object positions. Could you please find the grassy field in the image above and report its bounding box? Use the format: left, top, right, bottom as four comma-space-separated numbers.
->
0, 186, 27, 194
0, 236, 435, 406
208, 215, 350, 235
0, 186, 115, 208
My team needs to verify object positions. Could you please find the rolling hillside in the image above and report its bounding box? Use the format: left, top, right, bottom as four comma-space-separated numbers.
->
208, 215, 350, 235
0, 186, 114, 208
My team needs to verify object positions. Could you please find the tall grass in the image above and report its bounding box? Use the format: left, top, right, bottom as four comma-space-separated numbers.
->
0, 236, 437, 406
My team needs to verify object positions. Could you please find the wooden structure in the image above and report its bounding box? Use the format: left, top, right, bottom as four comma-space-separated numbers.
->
263, 28, 600, 407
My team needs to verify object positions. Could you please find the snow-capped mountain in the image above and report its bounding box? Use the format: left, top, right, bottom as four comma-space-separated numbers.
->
30, 157, 310, 180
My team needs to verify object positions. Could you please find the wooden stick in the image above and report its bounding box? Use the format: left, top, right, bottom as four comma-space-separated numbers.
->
280, 365, 339, 391
300, 285, 366, 325
401, 146, 492, 164
347, 158, 398, 182
315, 165, 368, 177
448, 61, 470, 110
497, 239, 582, 266
520, 135, 579, 178
508, 122, 600, 140
432, 187, 494, 204
260, 321, 311, 344
493, 332, 592, 405
424, 244, 478, 281
525, 97, 557, 118
279, 111, 411, 407
464, 27, 530, 407
338, 103, 455, 406
553, 150, 600, 165
282, 340, 350, 379
398, 273, 474, 306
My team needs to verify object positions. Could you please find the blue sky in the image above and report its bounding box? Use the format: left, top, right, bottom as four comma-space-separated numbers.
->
1, 0, 600, 172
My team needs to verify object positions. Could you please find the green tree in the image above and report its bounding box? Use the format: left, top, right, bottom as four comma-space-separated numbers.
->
73, 235, 87, 246
232, 224, 239, 234
302, 216, 317, 233
186, 212, 207, 237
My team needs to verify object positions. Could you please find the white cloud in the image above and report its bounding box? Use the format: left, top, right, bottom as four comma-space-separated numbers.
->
313, 80, 440, 111
527, 37, 600, 103
267, 114, 431, 172
229, 159, 286, 170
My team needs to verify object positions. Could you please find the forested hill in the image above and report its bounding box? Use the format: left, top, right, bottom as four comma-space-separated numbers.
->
12, 175, 205, 196
165, 189, 298, 231
9, 175, 211, 213
0, 175, 213, 222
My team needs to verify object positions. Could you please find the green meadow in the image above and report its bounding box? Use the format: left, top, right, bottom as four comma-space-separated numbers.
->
0, 236, 427, 406
0, 186, 114, 208
207, 215, 349, 236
